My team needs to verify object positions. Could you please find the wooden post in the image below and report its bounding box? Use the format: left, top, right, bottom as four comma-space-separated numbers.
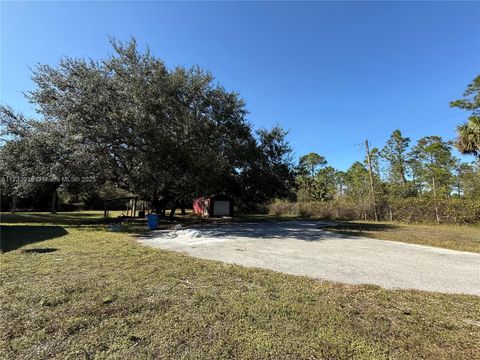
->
365, 140, 379, 221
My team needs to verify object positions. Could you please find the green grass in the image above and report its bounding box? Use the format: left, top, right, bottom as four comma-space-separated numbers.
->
1, 212, 479, 359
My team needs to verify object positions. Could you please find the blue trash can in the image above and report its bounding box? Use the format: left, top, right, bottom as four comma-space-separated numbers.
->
147, 214, 159, 230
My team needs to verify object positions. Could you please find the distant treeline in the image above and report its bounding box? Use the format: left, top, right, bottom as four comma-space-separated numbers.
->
270, 128, 480, 224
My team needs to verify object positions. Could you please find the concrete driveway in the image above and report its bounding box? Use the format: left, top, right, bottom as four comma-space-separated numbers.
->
138, 220, 480, 295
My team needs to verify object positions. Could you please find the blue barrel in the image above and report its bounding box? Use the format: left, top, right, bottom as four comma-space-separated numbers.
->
147, 214, 159, 230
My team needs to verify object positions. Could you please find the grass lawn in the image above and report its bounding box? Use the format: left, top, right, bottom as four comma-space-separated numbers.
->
1, 212, 479, 359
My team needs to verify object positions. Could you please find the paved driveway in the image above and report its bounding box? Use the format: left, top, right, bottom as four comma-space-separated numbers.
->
138, 220, 480, 295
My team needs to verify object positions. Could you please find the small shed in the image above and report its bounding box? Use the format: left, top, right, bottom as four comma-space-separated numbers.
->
193, 194, 234, 217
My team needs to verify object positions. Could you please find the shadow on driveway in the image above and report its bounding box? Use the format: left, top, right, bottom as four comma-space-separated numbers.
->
193, 220, 398, 242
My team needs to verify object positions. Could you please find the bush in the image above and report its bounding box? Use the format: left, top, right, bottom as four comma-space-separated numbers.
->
388, 197, 480, 224
268, 198, 480, 224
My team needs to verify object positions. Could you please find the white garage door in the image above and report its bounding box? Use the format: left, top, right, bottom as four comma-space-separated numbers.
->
213, 200, 230, 216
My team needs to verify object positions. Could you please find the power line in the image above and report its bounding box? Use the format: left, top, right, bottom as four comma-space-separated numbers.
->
403, 112, 464, 133
322, 142, 363, 155
316, 112, 465, 155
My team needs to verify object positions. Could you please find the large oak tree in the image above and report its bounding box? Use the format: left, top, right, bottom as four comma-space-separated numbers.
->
1, 39, 295, 212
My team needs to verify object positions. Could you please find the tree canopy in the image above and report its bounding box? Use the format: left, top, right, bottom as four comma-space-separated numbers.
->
1, 38, 295, 212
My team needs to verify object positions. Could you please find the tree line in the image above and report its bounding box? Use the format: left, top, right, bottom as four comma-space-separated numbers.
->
277, 75, 480, 223
0, 38, 479, 223
287, 130, 479, 223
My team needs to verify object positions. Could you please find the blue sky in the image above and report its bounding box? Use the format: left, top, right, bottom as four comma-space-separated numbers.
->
2, 1, 479, 169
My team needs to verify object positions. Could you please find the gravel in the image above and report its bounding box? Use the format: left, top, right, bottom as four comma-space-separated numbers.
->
138, 220, 480, 295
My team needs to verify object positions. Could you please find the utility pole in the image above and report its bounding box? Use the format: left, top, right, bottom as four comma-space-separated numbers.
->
365, 139, 379, 221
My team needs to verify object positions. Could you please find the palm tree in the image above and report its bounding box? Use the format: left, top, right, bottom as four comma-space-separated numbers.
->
456, 116, 480, 157
451, 75, 480, 157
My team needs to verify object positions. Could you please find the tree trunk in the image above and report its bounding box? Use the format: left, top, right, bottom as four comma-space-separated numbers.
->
365, 140, 379, 221
169, 201, 177, 220
180, 200, 186, 215
11, 195, 17, 213
362, 202, 367, 220
152, 197, 161, 214
51, 190, 57, 214
432, 176, 440, 223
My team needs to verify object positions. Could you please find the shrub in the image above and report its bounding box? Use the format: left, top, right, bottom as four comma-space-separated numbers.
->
268, 198, 480, 224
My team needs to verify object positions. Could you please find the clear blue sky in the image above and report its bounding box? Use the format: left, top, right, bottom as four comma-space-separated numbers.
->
2, 1, 479, 169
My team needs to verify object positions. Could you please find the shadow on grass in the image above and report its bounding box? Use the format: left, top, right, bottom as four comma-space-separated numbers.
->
22, 248, 58, 254
0, 212, 107, 225
0, 225, 68, 252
